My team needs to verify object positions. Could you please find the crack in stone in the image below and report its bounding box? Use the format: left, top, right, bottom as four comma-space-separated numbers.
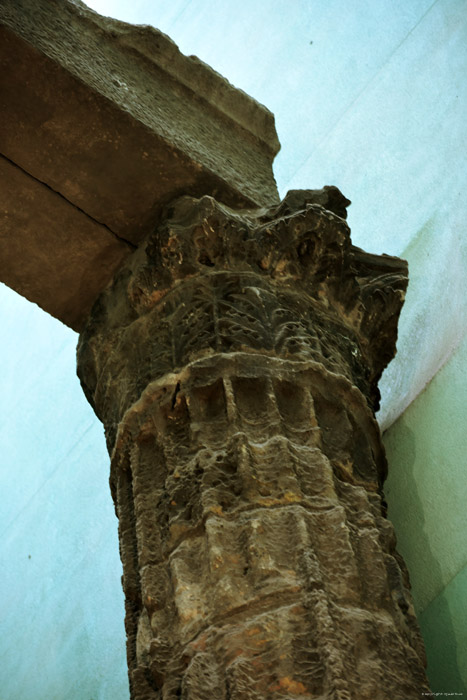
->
0, 151, 137, 249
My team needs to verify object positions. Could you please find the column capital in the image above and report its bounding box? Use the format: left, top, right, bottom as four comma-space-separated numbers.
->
78, 189, 408, 435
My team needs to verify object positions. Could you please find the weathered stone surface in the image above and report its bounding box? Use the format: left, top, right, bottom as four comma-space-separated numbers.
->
0, 0, 279, 329
78, 190, 430, 698
0, 155, 133, 330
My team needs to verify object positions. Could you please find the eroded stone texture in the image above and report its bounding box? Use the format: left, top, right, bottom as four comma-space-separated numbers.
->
77, 191, 430, 698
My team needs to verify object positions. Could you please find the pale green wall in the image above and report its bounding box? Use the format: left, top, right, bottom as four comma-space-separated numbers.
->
384, 331, 467, 693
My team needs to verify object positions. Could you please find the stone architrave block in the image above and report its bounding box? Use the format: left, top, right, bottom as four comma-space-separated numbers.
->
0, 0, 279, 330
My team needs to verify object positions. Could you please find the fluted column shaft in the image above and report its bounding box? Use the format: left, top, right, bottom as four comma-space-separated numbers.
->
77, 191, 429, 699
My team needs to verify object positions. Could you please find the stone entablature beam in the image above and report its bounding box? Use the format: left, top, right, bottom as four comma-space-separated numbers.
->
0, 0, 279, 330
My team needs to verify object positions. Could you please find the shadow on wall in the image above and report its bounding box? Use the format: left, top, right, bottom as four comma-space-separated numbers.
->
383, 418, 465, 694
419, 583, 467, 696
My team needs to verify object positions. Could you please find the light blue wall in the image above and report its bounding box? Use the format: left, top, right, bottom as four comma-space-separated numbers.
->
1, 1, 466, 697
0, 287, 128, 699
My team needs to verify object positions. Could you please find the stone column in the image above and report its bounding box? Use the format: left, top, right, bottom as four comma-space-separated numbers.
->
77, 189, 429, 699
